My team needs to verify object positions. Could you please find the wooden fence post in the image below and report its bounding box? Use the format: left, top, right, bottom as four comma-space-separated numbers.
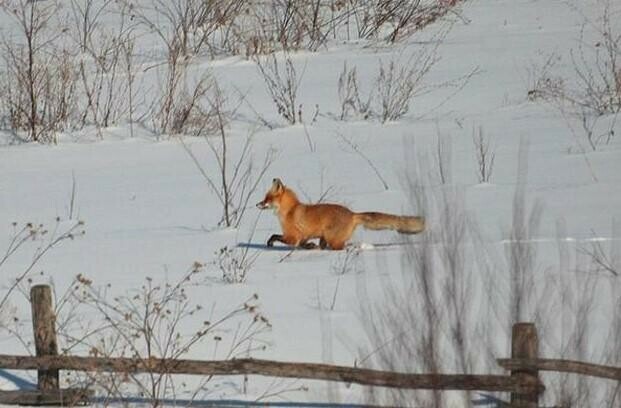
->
30, 285, 59, 391
510, 322, 539, 408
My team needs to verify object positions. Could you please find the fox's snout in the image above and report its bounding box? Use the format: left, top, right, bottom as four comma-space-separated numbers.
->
258, 178, 285, 210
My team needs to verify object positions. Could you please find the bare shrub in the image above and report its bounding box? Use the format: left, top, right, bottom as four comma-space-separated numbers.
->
184, 0, 246, 57
538, 219, 621, 407
402, 139, 429, 214
506, 139, 543, 325
119, 1, 237, 136
72, 4, 135, 133
579, 225, 620, 278
375, 51, 436, 122
243, 0, 350, 54
254, 53, 305, 125
224, 0, 463, 56
251, 1, 307, 52
359, 142, 478, 406
526, 51, 564, 103
0, 0, 78, 143
404, 126, 452, 187
151, 51, 213, 136
358, 192, 477, 406
337, 61, 373, 120
295, 0, 343, 51
0, 219, 85, 321
169, 73, 213, 135
357, 237, 433, 408
601, 231, 621, 405
336, 33, 477, 123
125, 0, 245, 58
57, 269, 270, 405
181, 83, 276, 228
528, 0, 620, 150
69, 0, 114, 54
66, 172, 79, 220
435, 190, 475, 405
121, 31, 139, 138
212, 215, 262, 284
569, 4, 621, 116
349, 0, 464, 43
472, 125, 495, 183
556, 271, 598, 405
361, 139, 619, 407
572, 219, 620, 406
213, 244, 259, 284
485, 147, 618, 407
117, 0, 248, 58
434, 126, 452, 185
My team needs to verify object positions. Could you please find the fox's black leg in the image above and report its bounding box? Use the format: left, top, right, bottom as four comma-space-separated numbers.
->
267, 234, 283, 247
268, 235, 319, 249
299, 240, 318, 250
319, 237, 328, 249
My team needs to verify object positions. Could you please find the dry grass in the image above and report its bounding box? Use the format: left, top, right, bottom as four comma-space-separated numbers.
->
358, 141, 621, 407
55, 269, 270, 406
528, 0, 620, 151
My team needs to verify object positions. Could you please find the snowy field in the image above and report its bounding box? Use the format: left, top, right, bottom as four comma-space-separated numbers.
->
0, 0, 620, 406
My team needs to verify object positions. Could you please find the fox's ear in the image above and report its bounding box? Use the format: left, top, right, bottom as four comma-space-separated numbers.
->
272, 178, 284, 191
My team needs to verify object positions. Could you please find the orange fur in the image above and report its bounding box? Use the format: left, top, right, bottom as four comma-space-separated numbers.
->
256, 179, 425, 250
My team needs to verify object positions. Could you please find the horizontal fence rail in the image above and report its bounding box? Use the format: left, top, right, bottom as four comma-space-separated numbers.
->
1, 284, 619, 407
0, 354, 540, 393
498, 358, 621, 381
0, 389, 93, 406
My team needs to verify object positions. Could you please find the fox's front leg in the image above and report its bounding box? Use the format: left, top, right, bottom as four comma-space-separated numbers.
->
267, 233, 301, 247
267, 234, 318, 249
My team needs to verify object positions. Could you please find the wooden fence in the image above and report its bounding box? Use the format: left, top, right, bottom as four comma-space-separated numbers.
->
0, 285, 619, 407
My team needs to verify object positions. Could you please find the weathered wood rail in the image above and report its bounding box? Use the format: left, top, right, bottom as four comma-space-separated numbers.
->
0, 285, 617, 407
497, 358, 621, 381
0, 354, 540, 393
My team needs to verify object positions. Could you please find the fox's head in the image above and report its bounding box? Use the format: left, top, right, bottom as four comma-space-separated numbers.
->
256, 178, 285, 210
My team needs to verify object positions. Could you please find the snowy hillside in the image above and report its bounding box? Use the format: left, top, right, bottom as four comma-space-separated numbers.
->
1, 0, 620, 406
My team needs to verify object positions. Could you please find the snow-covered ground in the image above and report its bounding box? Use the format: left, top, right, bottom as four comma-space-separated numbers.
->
1, 0, 620, 406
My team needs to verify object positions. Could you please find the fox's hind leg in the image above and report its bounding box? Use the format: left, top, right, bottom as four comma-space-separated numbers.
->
267, 234, 284, 247
297, 238, 329, 250
325, 238, 346, 250
298, 239, 318, 249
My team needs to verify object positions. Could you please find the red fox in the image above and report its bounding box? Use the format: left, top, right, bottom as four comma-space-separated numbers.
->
256, 178, 425, 250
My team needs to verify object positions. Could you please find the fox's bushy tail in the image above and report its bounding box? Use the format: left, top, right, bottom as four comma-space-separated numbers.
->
354, 212, 425, 234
